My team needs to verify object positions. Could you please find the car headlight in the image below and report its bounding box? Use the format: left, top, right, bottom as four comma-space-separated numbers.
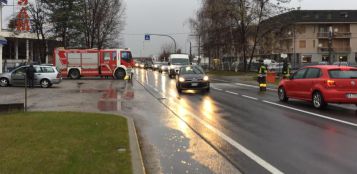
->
203, 75, 209, 81
179, 77, 185, 82
161, 66, 165, 70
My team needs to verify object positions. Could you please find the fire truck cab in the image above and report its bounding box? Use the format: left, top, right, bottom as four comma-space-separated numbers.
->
54, 48, 134, 80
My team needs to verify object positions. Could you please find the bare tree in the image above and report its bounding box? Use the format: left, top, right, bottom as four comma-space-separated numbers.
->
192, 0, 292, 71
80, 0, 126, 49
29, 0, 49, 63
159, 43, 174, 61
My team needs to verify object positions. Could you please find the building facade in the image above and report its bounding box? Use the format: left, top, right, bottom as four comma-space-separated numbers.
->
260, 10, 357, 68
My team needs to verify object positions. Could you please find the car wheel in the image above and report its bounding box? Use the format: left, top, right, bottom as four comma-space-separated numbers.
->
40, 79, 51, 88
69, 69, 80, 79
0, 77, 9, 87
312, 91, 326, 109
115, 69, 126, 80
278, 87, 288, 102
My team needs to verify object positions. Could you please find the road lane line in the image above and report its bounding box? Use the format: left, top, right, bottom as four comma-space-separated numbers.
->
263, 100, 357, 128
212, 79, 231, 83
164, 100, 284, 174
242, 95, 258, 101
212, 87, 223, 91
226, 91, 239, 95
212, 78, 277, 91
235, 83, 277, 91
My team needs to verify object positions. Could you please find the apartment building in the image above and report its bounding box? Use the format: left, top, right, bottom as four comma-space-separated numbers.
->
261, 10, 357, 68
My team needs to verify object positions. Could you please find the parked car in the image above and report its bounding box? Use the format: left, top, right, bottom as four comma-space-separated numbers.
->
159, 62, 169, 73
278, 65, 357, 109
0, 65, 62, 88
176, 65, 210, 93
333, 61, 350, 66
318, 61, 329, 65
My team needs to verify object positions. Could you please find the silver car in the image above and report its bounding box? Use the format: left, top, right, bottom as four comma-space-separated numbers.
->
0, 65, 62, 88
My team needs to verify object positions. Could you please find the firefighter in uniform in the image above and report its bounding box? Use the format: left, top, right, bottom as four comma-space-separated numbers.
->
257, 59, 267, 91
282, 60, 291, 79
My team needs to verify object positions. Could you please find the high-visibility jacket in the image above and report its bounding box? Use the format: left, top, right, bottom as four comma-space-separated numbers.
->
282, 64, 291, 77
258, 65, 267, 75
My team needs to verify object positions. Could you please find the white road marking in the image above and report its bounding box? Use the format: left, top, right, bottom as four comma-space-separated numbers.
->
212, 78, 231, 83
235, 83, 259, 89
235, 83, 277, 92
242, 95, 258, 101
226, 91, 239, 95
263, 100, 357, 128
212, 87, 223, 91
164, 100, 284, 174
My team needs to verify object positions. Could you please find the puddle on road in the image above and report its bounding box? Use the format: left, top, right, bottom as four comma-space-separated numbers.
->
79, 81, 135, 112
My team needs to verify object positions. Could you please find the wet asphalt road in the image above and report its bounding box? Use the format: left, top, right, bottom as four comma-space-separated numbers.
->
135, 68, 357, 174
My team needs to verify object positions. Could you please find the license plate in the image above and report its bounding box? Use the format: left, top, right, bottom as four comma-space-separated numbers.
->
346, 94, 357, 99
191, 83, 198, 87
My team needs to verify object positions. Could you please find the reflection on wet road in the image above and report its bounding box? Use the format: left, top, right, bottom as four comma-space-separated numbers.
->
135, 68, 357, 174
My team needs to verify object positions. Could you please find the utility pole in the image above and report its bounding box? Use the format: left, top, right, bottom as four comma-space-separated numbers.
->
189, 41, 192, 62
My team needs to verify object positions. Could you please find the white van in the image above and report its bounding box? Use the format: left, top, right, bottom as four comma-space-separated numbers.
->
168, 54, 190, 78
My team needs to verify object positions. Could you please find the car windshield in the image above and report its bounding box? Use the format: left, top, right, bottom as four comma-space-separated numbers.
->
329, 69, 357, 79
121, 51, 132, 61
180, 66, 204, 75
171, 59, 189, 65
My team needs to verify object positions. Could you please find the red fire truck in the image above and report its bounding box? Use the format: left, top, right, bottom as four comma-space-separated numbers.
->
53, 48, 134, 80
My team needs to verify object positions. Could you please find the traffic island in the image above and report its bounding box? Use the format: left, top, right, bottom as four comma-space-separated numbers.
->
0, 112, 132, 174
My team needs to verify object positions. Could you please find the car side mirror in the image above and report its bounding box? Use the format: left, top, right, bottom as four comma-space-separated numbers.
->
168, 62, 171, 66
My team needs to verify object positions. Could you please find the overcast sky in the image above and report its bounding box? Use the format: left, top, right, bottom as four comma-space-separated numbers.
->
2, 0, 357, 57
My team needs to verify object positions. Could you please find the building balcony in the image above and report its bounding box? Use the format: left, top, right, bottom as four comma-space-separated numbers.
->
317, 32, 351, 39
318, 47, 351, 52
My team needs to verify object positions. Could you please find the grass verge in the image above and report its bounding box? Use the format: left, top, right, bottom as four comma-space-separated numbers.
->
0, 112, 131, 174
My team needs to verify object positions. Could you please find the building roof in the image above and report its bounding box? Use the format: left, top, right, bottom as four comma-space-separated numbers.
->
271, 10, 357, 24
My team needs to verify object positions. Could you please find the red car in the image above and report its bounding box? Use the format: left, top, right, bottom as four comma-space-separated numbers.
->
278, 65, 357, 109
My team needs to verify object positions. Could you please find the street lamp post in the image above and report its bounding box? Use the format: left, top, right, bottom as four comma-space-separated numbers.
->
147, 34, 177, 53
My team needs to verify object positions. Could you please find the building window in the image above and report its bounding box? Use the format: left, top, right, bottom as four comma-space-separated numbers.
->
322, 55, 329, 61
299, 40, 306, 48
338, 56, 348, 62
302, 55, 312, 63
297, 25, 306, 33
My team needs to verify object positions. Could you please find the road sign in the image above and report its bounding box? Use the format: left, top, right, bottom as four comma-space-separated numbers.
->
145, 34, 150, 41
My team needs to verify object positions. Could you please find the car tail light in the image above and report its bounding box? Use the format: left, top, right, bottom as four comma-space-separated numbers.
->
325, 80, 336, 87
56, 73, 61, 78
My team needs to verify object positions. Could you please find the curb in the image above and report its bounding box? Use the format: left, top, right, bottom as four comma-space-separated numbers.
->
126, 116, 146, 174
